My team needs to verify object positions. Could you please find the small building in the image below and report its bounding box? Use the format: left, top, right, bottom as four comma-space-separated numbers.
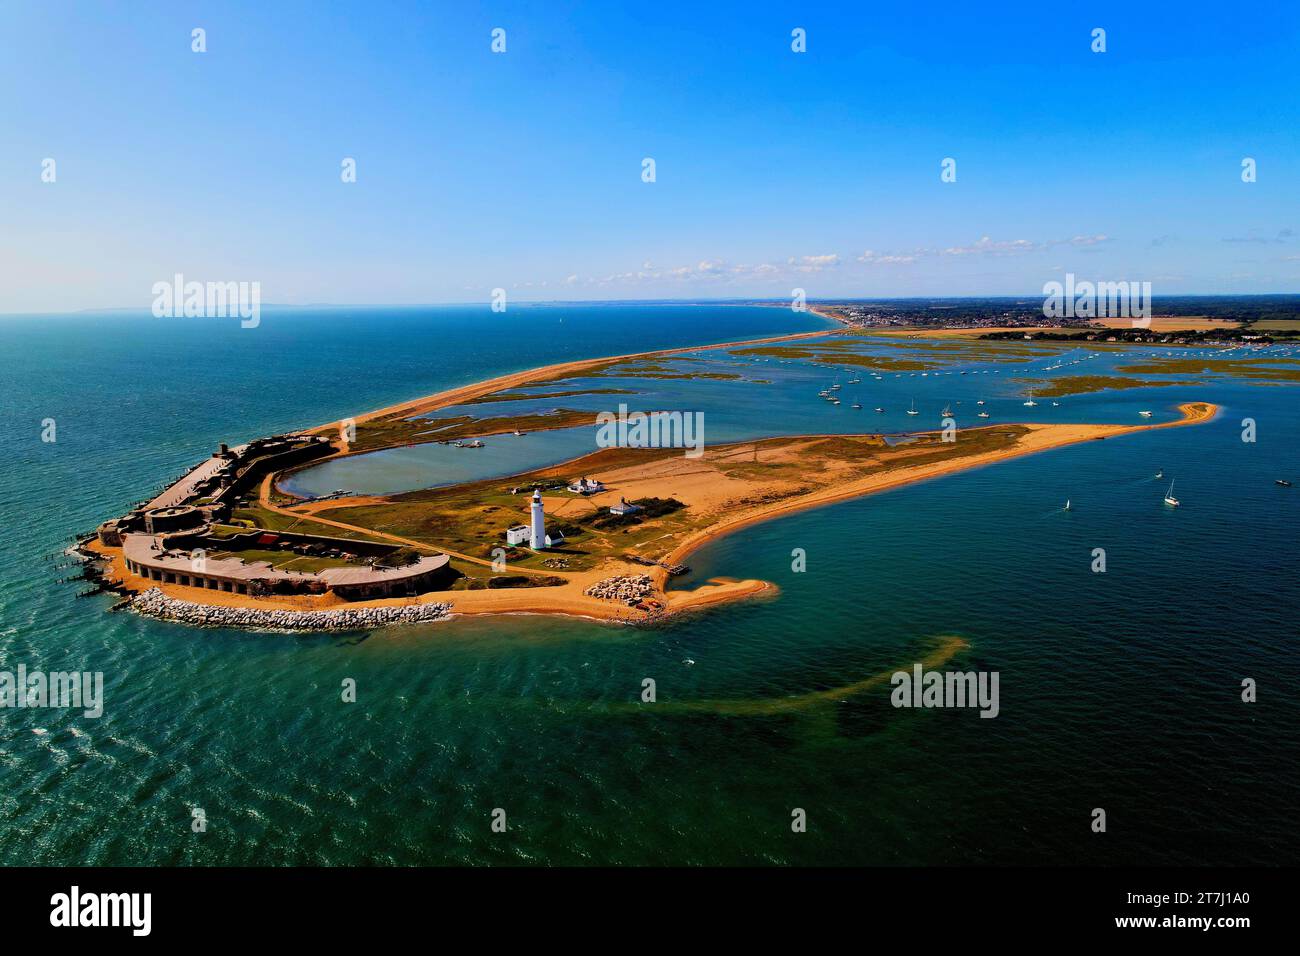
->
609, 497, 643, 516
505, 525, 530, 547
567, 477, 605, 495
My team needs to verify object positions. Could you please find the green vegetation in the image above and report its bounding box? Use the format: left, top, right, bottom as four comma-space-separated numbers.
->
381, 546, 424, 567
1017, 375, 1203, 398
558, 356, 747, 382
1123, 356, 1300, 384
585, 497, 684, 530
204, 547, 361, 574
732, 343, 939, 371
485, 574, 567, 589
349, 407, 598, 452
228, 504, 387, 544
314, 451, 698, 573
315, 427, 1031, 572
475, 387, 636, 403
1247, 318, 1300, 332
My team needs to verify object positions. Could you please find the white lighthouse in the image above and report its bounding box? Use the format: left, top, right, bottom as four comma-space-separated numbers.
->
529, 488, 546, 550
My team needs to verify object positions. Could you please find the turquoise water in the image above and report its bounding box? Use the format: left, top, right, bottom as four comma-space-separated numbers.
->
1, 305, 1297, 865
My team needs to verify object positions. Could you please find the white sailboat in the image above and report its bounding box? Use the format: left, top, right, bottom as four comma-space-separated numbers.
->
1023, 389, 1038, 407
906, 398, 919, 416
1163, 480, 1180, 507
1064, 499, 1071, 511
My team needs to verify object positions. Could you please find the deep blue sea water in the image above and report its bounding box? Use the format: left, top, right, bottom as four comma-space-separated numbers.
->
1, 304, 1296, 865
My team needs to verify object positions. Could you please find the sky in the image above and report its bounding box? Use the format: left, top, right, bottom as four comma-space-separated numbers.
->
2, 0, 1299, 312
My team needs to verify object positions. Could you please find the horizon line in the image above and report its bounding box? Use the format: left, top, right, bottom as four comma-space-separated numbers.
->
6, 291, 1300, 319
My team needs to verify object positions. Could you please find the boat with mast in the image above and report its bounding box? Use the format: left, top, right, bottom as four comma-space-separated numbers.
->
906, 398, 919, 416
1163, 480, 1180, 507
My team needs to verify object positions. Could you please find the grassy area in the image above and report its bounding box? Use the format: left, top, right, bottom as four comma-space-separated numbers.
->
349, 408, 599, 452
229, 503, 389, 543
1017, 375, 1203, 398
732, 343, 940, 371
1123, 356, 1300, 384
314, 427, 1031, 572
475, 387, 636, 403
206, 547, 361, 574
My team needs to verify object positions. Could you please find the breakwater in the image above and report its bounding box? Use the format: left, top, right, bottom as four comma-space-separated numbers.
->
128, 588, 454, 631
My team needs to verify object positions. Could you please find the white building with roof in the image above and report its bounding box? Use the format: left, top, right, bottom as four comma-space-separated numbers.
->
567, 477, 605, 495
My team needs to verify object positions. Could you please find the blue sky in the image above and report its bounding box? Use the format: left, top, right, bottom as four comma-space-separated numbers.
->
3, 0, 1299, 312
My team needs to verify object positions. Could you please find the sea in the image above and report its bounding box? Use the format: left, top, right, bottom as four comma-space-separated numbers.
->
1, 303, 1296, 865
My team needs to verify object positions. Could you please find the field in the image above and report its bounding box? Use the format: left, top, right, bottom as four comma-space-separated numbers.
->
313, 426, 1033, 574
1089, 315, 1242, 332
1249, 318, 1300, 332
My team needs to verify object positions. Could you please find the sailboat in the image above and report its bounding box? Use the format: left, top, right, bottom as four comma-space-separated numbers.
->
1023, 389, 1038, 407
941, 402, 953, 418
906, 399, 919, 416
1163, 480, 1180, 507
1064, 499, 1071, 511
